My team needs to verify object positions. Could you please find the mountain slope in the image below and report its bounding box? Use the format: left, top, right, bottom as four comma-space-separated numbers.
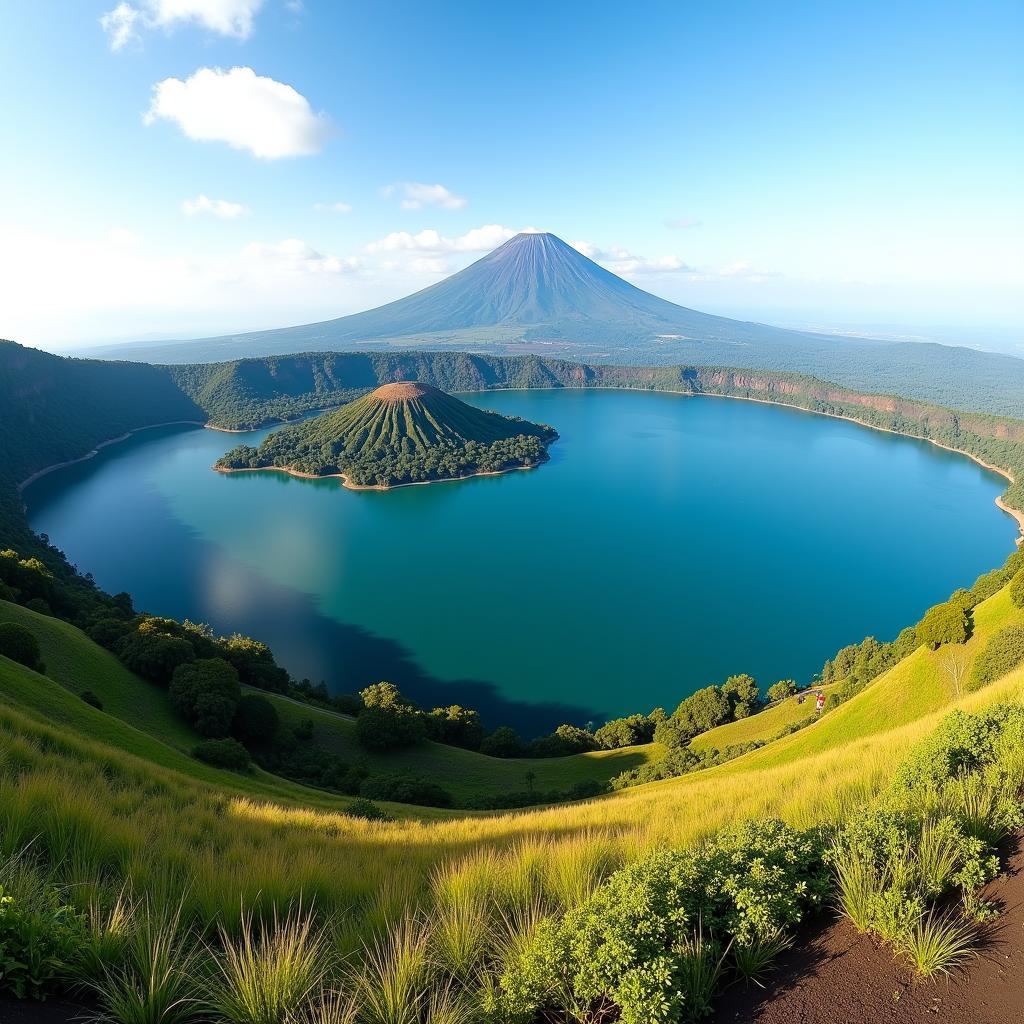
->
216, 380, 557, 487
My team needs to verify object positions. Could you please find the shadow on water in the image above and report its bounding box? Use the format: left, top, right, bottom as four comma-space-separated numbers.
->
28, 442, 599, 735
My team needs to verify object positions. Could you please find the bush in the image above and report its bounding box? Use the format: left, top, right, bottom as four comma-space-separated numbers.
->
970, 625, 1024, 691
426, 704, 483, 750
193, 737, 251, 771
116, 623, 195, 684
496, 820, 826, 1024
479, 725, 523, 758
765, 679, 798, 703
80, 690, 103, 710
359, 775, 453, 807
346, 798, 393, 822
528, 723, 599, 758
594, 713, 656, 749
0, 880, 86, 999
355, 703, 425, 752
1009, 568, 1024, 608
722, 673, 761, 719
916, 600, 970, 650
232, 693, 280, 746
219, 632, 290, 692
0, 622, 42, 671
169, 658, 241, 738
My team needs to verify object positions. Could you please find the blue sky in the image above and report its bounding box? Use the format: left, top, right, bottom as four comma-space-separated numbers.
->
1, 0, 1021, 350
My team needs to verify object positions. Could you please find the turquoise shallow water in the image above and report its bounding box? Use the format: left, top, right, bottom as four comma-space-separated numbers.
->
24, 389, 1017, 733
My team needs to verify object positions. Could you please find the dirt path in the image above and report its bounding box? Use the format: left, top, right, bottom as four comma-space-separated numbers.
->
716, 836, 1024, 1024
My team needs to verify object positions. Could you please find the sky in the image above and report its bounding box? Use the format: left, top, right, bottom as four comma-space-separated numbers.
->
0, 0, 1022, 352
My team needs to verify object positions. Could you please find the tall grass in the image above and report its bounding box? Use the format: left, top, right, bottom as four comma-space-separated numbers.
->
210, 907, 329, 1024
899, 912, 977, 978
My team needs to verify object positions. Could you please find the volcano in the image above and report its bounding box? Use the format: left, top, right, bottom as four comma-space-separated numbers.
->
87, 232, 834, 363
215, 381, 557, 489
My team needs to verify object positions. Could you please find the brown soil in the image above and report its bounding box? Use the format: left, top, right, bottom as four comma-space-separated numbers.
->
716, 836, 1024, 1024
368, 381, 432, 401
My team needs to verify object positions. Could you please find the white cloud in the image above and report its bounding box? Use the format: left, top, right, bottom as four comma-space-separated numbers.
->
144, 66, 331, 159
100, 3, 142, 50
101, 0, 264, 49
243, 238, 361, 274
571, 240, 694, 275
182, 194, 249, 219
382, 182, 467, 211
313, 201, 352, 214
366, 224, 521, 254
666, 216, 701, 229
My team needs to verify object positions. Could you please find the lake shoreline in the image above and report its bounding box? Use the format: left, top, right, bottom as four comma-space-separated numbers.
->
212, 457, 547, 491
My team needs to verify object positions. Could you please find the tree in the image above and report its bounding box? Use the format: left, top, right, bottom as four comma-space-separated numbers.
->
426, 705, 483, 750
232, 694, 280, 746
672, 686, 732, 737
219, 633, 289, 692
766, 679, 798, 703
116, 628, 195, 685
916, 600, 970, 650
529, 724, 599, 758
940, 648, 968, 699
193, 738, 250, 772
1009, 568, 1024, 609
169, 658, 241, 738
595, 714, 656, 749
0, 622, 43, 671
722, 674, 761, 719
480, 726, 524, 758
355, 704, 425, 752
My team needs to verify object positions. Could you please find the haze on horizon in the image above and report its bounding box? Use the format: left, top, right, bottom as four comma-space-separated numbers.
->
0, 1, 1021, 354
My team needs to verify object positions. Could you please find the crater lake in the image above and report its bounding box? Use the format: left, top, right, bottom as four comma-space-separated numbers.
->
24, 388, 1018, 733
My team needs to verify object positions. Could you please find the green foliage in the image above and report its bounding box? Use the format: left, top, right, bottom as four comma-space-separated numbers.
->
916, 600, 970, 650
1009, 567, 1024, 608
655, 686, 732, 748
169, 658, 241, 738
0, 622, 43, 672
117, 622, 196, 686
969, 625, 1024, 691
220, 634, 289, 693
346, 799, 392, 822
594, 712, 657, 749
193, 738, 251, 772
765, 679, 797, 703
0, 877, 85, 1000
359, 775, 453, 808
479, 725, 523, 758
898, 911, 977, 978
722, 674, 761, 719
211, 909, 328, 1024
233, 694, 281, 746
425, 705, 482, 750
215, 383, 557, 489
497, 820, 826, 1024
528, 724, 599, 758
80, 689, 103, 710
819, 627, 919, 687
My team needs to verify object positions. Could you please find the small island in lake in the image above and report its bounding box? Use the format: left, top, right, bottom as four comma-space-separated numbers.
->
214, 381, 558, 489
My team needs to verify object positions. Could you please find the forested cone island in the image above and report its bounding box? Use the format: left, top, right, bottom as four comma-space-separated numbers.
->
214, 381, 558, 488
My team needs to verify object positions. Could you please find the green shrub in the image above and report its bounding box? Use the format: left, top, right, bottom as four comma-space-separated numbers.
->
594, 713, 657, 749
1009, 567, 1024, 608
497, 820, 826, 1024
722, 674, 761, 719
969, 625, 1024, 690
0, 622, 43, 672
345, 799, 392, 822
425, 704, 483, 750
117, 627, 195, 685
916, 600, 970, 650
479, 725, 523, 757
355, 683, 426, 752
765, 679, 797, 703
80, 690, 103, 710
0, 879, 85, 999
359, 775, 452, 808
899, 911, 977, 978
232, 694, 280, 746
193, 738, 251, 772
528, 724, 598, 758
169, 658, 241, 738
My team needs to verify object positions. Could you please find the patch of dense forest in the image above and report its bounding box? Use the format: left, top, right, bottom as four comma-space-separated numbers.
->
215, 381, 557, 487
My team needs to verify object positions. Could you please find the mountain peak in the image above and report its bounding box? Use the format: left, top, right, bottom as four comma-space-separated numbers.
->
368, 381, 434, 402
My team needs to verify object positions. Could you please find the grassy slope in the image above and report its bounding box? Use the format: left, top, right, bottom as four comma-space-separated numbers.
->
0, 582, 1022, 924
689, 682, 840, 752
0, 600, 654, 804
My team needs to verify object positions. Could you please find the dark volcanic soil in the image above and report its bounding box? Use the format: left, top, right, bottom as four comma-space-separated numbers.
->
0, 994, 87, 1023
716, 836, 1024, 1024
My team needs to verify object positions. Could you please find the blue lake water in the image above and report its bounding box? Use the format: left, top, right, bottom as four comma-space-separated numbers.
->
24, 389, 1017, 733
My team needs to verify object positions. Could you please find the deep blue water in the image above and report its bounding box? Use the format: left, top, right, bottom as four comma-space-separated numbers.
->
24, 389, 1017, 733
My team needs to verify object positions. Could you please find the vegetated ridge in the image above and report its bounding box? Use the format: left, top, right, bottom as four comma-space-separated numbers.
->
215, 380, 557, 488
76, 233, 1024, 419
